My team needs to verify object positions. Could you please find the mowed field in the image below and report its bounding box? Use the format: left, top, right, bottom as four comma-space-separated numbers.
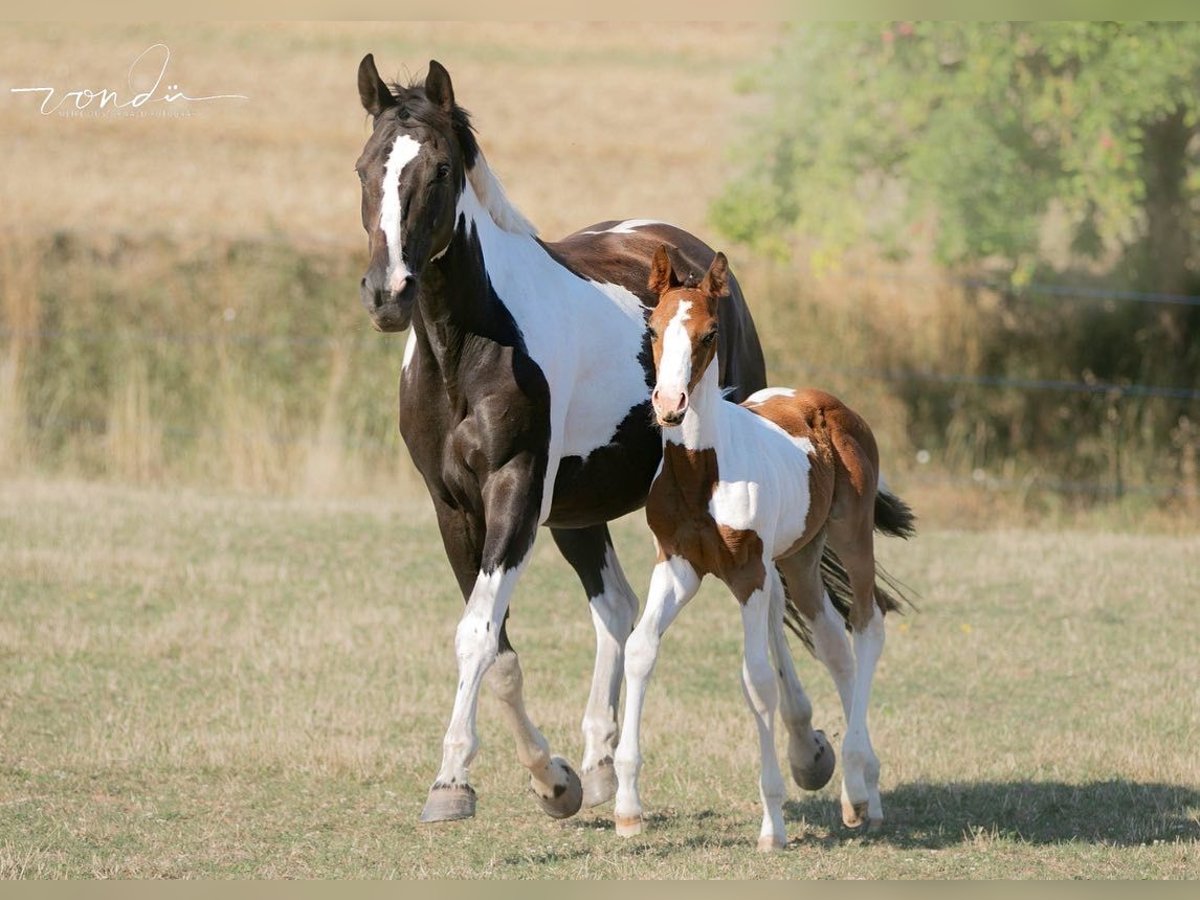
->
1, 478, 1197, 878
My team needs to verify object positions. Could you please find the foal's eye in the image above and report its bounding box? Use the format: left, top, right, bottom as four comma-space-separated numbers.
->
436, 163, 451, 181
701, 330, 718, 346
648, 329, 659, 343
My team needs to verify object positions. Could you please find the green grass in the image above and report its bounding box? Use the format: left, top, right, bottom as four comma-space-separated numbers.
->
1, 477, 1197, 878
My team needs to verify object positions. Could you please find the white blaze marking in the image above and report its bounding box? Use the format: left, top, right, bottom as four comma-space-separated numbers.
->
379, 134, 421, 292
656, 300, 693, 399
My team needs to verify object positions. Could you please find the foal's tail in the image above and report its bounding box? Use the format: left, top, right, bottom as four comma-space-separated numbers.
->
782, 489, 917, 651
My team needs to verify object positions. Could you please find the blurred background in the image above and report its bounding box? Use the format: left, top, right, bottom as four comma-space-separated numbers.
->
3, 21, 1198, 526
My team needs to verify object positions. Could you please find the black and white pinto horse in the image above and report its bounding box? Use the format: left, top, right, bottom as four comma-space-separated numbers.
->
354, 56, 767, 823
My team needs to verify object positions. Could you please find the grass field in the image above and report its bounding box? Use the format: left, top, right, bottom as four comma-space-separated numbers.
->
1, 477, 1196, 878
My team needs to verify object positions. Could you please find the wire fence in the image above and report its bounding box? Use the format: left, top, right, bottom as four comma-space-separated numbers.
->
4, 270, 1198, 501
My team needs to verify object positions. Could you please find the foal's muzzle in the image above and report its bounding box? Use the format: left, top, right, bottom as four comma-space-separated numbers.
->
652, 386, 688, 427
361, 270, 417, 332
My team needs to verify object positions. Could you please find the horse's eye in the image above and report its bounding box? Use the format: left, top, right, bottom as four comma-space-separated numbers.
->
701, 330, 718, 346
648, 329, 659, 343
436, 163, 451, 181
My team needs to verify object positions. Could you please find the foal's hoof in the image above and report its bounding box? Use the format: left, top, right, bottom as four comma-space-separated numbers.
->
614, 814, 643, 837
419, 782, 476, 823
581, 758, 617, 808
531, 756, 583, 819
841, 797, 882, 832
757, 834, 787, 852
790, 729, 836, 791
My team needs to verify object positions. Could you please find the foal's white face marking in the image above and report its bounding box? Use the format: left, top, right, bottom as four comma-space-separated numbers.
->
380, 134, 422, 292
654, 300, 693, 409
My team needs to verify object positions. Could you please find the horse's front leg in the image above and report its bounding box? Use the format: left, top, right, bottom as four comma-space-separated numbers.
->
740, 579, 789, 851
420, 455, 582, 823
613, 555, 700, 836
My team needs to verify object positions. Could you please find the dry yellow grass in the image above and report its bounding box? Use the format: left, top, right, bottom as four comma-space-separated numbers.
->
1, 477, 1197, 877
1, 22, 773, 246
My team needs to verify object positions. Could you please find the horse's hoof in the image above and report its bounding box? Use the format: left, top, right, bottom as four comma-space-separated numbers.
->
531, 756, 583, 820
757, 834, 787, 852
581, 758, 617, 808
841, 797, 881, 831
419, 782, 476, 823
615, 814, 643, 837
790, 729, 836, 791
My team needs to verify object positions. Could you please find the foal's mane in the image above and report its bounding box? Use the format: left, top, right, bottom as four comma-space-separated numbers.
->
387, 77, 537, 238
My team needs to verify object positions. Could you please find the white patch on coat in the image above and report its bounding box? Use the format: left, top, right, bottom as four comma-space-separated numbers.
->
466, 153, 537, 236
380, 134, 421, 291
745, 386, 796, 404
449, 177, 651, 525
581, 218, 668, 235
402, 328, 418, 371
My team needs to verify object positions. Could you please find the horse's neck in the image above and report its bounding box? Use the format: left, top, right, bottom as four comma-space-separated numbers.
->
665, 363, 725, 455
416, 183, 528, 369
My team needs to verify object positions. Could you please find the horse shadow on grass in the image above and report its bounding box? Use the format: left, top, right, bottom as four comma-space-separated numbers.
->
783, 780, 1200, 848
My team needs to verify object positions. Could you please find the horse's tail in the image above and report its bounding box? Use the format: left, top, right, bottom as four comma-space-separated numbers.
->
782, 489, 917, 650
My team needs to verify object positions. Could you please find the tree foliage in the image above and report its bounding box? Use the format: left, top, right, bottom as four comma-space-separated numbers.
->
715, 22, 1200, 291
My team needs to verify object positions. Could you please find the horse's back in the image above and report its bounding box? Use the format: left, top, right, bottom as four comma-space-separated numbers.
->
547, 220, 767, 400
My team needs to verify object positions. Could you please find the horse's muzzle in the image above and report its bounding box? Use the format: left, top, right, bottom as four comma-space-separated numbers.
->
361, 274, 416, 332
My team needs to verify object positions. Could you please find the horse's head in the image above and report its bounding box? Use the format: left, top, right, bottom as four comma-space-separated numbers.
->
355, 55, 475, 332
646, 244, 730, 427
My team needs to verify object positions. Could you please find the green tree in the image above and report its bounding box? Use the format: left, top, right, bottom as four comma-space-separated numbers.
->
714, 22, 1200, 494
715, 21, 1200, 300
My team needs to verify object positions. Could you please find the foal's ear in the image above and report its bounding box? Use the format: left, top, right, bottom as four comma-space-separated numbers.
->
358, 53, 396, 118
425, 60, 456, 113
649, 244, 682, 295
700, 252, 730, 300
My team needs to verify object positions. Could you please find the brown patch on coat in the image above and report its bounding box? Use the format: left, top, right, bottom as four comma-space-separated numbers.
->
645, 442, 766, 603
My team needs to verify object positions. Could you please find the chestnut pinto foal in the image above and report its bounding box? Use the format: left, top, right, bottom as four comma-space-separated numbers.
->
613, 247, 915, 850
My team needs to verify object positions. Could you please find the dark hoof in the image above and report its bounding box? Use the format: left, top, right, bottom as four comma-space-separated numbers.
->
790, 729, 836, 791
419, 783, 476, 823
531, 756, 583, 820
581, 758, 617, 808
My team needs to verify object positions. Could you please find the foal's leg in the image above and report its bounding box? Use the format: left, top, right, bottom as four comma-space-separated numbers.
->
766, 565, 835, 792
613, 555, 700, 836
741, 582, 790, 851
552, 525, 639, 808
828, 524, 886, 830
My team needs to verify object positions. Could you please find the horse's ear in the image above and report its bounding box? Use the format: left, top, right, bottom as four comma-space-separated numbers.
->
358, 53, 395, 118
700, 252, 730, 300
425, 59, 456, 113
649, 244, 681, 295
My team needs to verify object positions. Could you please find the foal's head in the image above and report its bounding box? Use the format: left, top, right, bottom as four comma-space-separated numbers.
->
646, 245, 730, 427
355, 55, 477, 332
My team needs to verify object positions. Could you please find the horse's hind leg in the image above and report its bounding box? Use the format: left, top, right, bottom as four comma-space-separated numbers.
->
766, 563, 834, 792
827, 520, 886, 830
552, 524, 639, 808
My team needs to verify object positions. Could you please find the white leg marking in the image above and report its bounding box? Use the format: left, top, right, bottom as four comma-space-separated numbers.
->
379, 134, 421, 291
581, 544, 638, 774
767, 570, 831, 788
741, 586, 788, 850
613, 557, 700, 835
842, 604, 885, 824
432, 556, 528, 788
485, 647, 572, 798
807, 589, 855, 720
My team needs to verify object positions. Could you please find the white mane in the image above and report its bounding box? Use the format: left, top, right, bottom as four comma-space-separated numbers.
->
466, 151, 538, 237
